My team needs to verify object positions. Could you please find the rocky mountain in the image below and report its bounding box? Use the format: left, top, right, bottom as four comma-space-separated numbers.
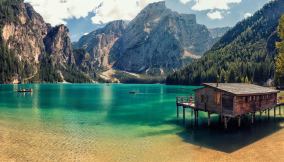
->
166, 0, 284, 85
209, 27, 231, 39
73, 20, 127, 71
74, 1, 218, 82
110, 1, 214, 75
0, 0, 90, 83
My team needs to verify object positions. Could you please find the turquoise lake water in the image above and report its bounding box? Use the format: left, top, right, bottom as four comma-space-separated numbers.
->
0, 84, 283, 161
0, 84, 196, 133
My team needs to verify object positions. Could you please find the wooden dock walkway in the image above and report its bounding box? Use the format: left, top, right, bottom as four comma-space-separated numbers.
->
176, 96, 283, 129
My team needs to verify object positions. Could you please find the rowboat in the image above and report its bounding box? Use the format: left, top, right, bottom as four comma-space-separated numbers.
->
17, 89, 33, 93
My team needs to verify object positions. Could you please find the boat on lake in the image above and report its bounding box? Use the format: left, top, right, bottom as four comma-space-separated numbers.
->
129, 91, 138, 94
17, 88, 33, 93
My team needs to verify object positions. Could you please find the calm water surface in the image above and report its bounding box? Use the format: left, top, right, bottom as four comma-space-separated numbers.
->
0, 84, 196, 135
0, 84, 283, 161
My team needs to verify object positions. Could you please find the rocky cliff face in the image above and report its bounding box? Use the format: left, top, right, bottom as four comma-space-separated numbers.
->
74, 2, 217, 80
44, 25, 75, 66
0, 1, 89, 83
1, 2, 48, 82
110, 2, 214, 75
73, 20, 126, 70
209, 27, 231, 39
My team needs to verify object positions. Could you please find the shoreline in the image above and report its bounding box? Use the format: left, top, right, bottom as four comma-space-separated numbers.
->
1, 117, 283, 162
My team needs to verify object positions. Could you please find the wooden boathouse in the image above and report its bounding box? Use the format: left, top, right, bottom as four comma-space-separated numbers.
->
176, 83, 283, 128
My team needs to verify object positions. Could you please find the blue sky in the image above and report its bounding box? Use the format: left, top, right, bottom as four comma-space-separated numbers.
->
25, 0, 271, 41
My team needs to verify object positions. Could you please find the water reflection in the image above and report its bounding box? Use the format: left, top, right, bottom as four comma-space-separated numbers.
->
177, 114, 284, 153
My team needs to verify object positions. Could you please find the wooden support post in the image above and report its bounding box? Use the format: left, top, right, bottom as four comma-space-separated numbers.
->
176, 105, 179, 118
268, 108, 270, 119
194, 110, 197, 126
190, 109, 193, 126
274, 107, 276, 118
238, 116, 241, 127
208, 112, 211, 127
224, 117, 228, 129
183, 107, 185, 125
279, 105, 281, 115
196, 110, 199, 126
251, 113, 255, 124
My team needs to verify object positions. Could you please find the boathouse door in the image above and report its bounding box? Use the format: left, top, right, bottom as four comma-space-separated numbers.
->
222, 94, 234, 114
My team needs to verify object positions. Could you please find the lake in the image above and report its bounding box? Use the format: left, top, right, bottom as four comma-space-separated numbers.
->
0, 84, 283, 162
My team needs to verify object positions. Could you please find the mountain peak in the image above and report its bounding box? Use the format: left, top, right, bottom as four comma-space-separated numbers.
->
145, 1, 166, 9
103, 20, 127, 33
109, 0, 215, 75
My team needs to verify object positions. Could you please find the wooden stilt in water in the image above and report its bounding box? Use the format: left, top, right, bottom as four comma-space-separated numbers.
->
268, 108, 270, 119
274, 107, 276, 118
183, 107, 185, 125
207, 112, 211, 127
224, 117, 228, 129
194, 110, 197, 126
196, 110, 199, 126
251, 113, 255, 124
238, 116, 241, 127
176, 105, 179, 118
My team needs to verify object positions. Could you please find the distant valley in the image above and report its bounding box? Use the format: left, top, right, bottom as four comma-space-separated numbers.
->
2, 0, 281, 85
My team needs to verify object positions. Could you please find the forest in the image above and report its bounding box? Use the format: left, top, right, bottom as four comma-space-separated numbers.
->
166, 0, 284, 86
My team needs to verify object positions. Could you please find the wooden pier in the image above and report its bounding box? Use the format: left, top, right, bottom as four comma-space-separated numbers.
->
176, 83, 283, 129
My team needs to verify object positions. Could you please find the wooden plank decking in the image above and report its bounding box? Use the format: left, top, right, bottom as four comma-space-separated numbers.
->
176, 96, 283, 128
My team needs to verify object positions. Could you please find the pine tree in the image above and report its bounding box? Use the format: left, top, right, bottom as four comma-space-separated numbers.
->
275, 15, 284, 88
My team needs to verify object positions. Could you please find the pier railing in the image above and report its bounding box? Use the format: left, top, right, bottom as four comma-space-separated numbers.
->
176, 96, 194, 105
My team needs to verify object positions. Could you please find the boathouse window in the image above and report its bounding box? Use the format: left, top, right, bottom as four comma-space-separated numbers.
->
201, 95, 205, 103
222, 94, 234, 111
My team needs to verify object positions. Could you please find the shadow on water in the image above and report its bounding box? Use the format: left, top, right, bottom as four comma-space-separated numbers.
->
174, 115, 284, 153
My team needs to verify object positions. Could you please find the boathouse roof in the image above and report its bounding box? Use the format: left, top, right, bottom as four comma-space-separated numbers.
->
201, 83, 280, 96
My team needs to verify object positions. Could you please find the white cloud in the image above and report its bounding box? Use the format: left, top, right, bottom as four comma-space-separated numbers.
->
91, 0, 160, 24
25, 0, 98, 25
26, 0, 194, 26
244, 12, 252, 19
192, 0, 242, 11
179, 0, 191, 4
25, 0, 243, 26
207, 11, 224, 20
